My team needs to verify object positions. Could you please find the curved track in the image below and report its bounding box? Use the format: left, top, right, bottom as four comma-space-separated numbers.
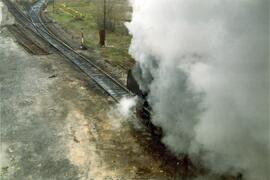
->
3, 0, 131, 102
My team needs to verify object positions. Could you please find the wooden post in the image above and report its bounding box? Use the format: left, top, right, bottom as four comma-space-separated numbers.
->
99, 30, 105, 47
80, 28, 87, 50
99, 0, 106, 47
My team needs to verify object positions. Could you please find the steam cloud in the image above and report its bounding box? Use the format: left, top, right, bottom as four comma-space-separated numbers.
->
126, 0, 269, 179
117, 96, 137, 118
107, 96, 137, 129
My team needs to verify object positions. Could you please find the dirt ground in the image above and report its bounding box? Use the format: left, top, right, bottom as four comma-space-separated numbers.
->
0, 2, 185, 179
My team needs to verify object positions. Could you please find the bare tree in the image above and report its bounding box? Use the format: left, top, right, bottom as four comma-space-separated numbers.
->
94, 0, 129, 33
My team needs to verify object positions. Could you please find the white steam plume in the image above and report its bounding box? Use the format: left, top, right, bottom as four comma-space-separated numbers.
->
126, 0, 269, 179
107, 96, 137, 129
117, 96, 137, 118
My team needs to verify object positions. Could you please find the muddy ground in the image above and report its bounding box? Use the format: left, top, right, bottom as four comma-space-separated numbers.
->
0, 2, 189, 179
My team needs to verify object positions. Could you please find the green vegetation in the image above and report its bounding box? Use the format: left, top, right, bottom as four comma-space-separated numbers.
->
46, 0, 134, 69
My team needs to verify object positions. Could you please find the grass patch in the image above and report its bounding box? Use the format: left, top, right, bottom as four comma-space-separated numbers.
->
47, 0, 134, 68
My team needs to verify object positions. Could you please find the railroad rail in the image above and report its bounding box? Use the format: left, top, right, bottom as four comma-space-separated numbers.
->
3, 0, 131, 102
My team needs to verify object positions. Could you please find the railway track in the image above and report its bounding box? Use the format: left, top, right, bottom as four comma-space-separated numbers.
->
3, 0, 131, 102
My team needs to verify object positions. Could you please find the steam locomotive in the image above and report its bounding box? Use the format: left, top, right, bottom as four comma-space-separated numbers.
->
126, 68, 195, 178
126, 68, 243, 179
126, 69, 162, 138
